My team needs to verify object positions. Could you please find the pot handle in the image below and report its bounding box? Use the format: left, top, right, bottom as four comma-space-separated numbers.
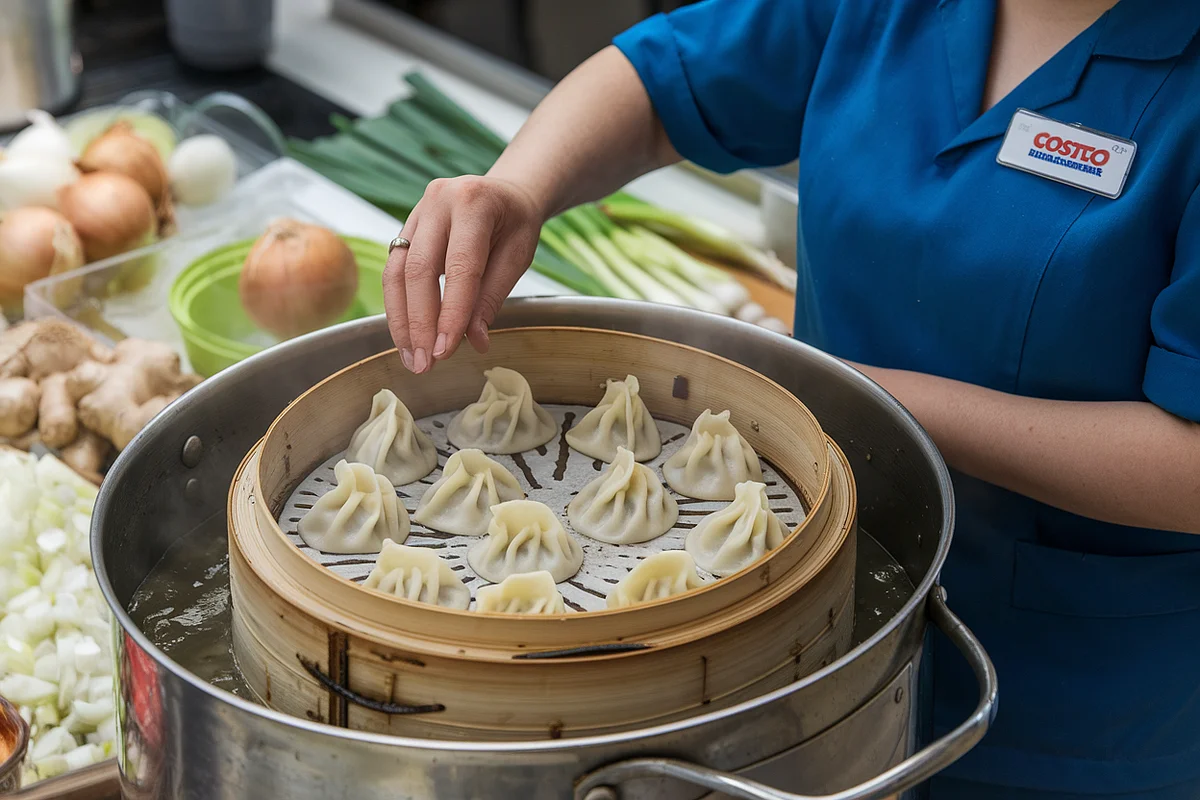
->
574, 585, 997, 800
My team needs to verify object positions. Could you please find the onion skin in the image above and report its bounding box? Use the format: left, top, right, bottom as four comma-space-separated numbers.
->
79, 122, 170, 211
238, 219, 359, 339
57, 172, 157, 262
0, 207, 85, 307
0, 156, 80, 212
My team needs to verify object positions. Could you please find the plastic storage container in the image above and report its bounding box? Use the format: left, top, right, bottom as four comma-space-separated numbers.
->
23, 159, 405, 375
169, 233, 387, 376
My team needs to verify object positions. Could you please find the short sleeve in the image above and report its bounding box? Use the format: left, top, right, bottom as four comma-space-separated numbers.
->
613, 0, 839, 174
1144, 185, 1200, 421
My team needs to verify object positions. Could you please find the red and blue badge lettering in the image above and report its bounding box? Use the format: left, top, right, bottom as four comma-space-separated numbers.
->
997, 108, 1136, 199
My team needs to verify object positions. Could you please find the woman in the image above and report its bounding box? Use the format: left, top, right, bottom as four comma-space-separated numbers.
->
382, 0, 1200, 797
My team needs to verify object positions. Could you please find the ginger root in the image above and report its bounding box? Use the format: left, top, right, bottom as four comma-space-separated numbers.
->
71, 339, 202, 451
0, 319, 112, 380
38, 373, 80, 448
0, 377, 40, 437
0, 319, 201, 471
60, 427, 110, 482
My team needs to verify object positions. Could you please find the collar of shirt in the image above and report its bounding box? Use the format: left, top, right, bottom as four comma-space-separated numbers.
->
935, 0, 1200, 155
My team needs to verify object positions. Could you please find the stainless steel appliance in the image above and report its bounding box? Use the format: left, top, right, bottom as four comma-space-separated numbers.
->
92, 299, 995, 800
0, 0, 80, 131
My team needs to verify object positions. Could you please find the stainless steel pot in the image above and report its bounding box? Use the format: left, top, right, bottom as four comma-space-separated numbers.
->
92, 298, 996, 800
0, 0, 80, 131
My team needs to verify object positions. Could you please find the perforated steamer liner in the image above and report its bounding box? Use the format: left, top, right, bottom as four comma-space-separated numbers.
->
227, 327, 856, 737
275, 408, 808, 613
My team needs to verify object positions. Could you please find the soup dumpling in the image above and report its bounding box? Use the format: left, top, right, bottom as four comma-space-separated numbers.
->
297, 460, 408, 554
363, 539, 470, 609
412, 449, 525, 536
474, 571, 565, 615
662, 409, 762, 501
606, 550, 708, 609
565, 374, 661, 462
345, 389, 438, 486
467, 500, 583, 583
686, 480, 785, 577
448, 367, 556, 454
568, 446, 677, 544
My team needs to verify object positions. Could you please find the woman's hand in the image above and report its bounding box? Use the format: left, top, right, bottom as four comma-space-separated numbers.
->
382, 47, 680, 373
383, 175, 543, 373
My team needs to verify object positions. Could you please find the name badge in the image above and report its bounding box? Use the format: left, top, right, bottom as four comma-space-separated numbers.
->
997, 108, 1136, 199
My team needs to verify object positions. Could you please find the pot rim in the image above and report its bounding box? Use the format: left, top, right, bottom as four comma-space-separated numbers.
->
92, 297, 955, 754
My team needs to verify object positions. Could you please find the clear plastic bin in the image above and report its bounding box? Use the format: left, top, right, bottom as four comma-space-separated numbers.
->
23, 159, 403, 374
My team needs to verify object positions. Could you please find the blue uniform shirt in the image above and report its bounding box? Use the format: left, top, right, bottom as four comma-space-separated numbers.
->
616, 1, 1200, 797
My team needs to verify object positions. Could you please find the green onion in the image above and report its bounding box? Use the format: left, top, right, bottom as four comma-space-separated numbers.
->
609, 228, 727, 315
625, 226, 750, 311
291, 70, 782, 310
600, 200, 796, 291
563, 207, 685, 306
530, 243, 608, 297
545, 217, 640, 300
402, 72, 509, 156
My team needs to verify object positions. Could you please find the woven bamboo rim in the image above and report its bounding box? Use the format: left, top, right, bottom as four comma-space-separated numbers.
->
244, 327, 837, 647
228, 434, 857, 738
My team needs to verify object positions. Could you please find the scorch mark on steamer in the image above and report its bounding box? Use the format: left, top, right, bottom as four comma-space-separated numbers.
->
511, 452, 541, 489
553, 412, 575, 481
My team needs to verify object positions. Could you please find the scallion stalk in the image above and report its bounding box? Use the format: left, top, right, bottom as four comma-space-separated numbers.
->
609, 228, 727, 314
546, 218, 640, 300
530, 243, 608, 297
624, 226, 750, 312
563, 208, 686, 306
600, 200, 797, 291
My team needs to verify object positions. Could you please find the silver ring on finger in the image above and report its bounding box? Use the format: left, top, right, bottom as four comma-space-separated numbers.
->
389, 236, 411, 253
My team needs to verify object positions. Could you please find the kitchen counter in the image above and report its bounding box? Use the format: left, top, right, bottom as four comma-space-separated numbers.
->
267, 0, 767, 244
74, 0, 348, 139
70, 0, 765, 243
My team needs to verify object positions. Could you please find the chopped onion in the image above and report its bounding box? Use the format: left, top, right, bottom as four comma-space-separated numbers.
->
168, 135, 237, 206
0, 451, 113, 785
57, 172, 157, 262
238, 218, 359, 339
0, 674, 57, 705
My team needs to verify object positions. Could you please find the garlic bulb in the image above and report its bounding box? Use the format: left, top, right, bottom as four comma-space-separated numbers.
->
168, 135, 237, 206
6, 111, 74, 162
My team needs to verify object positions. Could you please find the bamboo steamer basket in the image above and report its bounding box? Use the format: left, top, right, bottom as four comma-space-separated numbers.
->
227, 327, 857, 739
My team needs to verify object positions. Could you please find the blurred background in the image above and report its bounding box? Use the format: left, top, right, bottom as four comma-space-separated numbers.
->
373, 0, 696, 80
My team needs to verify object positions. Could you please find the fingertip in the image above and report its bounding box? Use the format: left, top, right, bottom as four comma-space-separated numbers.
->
466, 318, 491, 353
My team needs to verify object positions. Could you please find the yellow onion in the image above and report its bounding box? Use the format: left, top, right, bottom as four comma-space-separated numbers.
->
0, 207, 85, 307
79, 122, 170, 211
239, 218, 359, 339
58, 172, 157, 262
